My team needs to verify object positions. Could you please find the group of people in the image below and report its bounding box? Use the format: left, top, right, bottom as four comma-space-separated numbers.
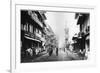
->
48, 45, 59, 56
25, 45, 59, 58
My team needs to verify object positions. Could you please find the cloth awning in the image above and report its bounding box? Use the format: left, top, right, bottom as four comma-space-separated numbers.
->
24, 36, 41, 43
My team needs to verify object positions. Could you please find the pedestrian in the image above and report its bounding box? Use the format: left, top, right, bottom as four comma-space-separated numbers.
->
49, 45, 53, 56
56, 47, 58, 56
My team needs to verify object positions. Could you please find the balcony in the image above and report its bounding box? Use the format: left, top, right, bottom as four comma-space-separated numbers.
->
35, 32, 45, 42
24, 32, 41, 42
31, 12, 43, 28
24, 32, 45, 42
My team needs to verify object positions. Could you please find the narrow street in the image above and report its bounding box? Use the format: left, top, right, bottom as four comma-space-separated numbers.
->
32, 48, 81, 62
21, 10, 89, 63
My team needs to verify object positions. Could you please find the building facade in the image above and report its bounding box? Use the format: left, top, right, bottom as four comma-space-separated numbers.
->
21, 10, 47, 60
72, 13, 90, 59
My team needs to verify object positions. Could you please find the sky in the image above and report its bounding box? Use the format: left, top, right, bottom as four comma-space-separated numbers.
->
45, 11, 79, 48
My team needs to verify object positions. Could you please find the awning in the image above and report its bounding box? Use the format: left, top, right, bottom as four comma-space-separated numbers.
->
24, 36, 41, 43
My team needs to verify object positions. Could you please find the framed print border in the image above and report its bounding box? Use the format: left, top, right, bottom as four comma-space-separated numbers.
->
11, 1, 96, 73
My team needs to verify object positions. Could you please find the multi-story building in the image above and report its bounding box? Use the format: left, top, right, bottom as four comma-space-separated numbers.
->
77, 13, 89, 50
73, 13, 90, 57
44, 23, 57, 50
21, 10, 47, 58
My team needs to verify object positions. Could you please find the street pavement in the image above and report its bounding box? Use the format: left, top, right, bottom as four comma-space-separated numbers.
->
32, 49, 81, 62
